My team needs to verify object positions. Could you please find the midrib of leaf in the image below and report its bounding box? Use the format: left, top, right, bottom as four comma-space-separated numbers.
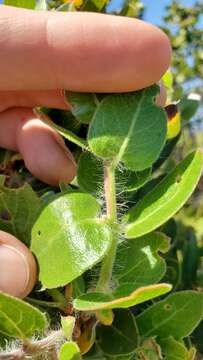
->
138, 297, 198, 338
127, 156, 199, 228
110, 322, 136, 348
116, 244, 164, 282
92, 93, 100, 107
0, 309, 24, 339
114, 91, 145, 167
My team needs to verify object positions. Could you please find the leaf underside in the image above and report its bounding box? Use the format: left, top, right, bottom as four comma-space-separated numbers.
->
88, 85, 167, 171
0, 292, 47, 339
74, 283, 171, 311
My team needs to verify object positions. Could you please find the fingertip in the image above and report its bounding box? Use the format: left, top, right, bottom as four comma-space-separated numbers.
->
16, 116, 77, 186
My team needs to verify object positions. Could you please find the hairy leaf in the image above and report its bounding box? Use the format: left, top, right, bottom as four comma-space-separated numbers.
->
74, 283, 171, 311
124, 150, 203, 238
136, 291, 203, 339
77, 152, 104, 196
114, 232, 169, 288
77, 152, 151, 196
0, 292, 47, 339
0, 179, 42, 246
97, 309, 138, 356
31, 192, 111, 288
88, 85, 167, 171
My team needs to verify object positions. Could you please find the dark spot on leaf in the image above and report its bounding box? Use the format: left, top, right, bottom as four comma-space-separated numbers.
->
38, 230, 41, 236
165, 104, 178, 122
164, 303, 172, 311
0, 209, 11, 221
176, 175, 182, 183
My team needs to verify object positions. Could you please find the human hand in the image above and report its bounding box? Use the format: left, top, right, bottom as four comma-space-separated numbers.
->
0, 5, 171, 298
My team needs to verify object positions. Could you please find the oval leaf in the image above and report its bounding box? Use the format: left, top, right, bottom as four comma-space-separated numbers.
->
31, 193, 111, 288
114, 232, 169, 288
124, 150, 203, 238
97, 309, 138, 356
0, 292, 47, 339
88, 85, 167, 171
74, 283, 171, 311
136, 291, 203, 339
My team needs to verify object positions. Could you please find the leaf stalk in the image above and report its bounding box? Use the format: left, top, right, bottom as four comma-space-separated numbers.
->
96, 161, 119, 292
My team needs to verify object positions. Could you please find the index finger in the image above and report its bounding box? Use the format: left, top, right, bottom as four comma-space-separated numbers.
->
0, 5, 171, 92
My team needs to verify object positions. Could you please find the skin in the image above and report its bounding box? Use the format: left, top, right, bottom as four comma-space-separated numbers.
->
0, 5, 171, 297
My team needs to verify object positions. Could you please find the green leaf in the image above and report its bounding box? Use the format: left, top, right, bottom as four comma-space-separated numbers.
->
96, 309, 114, 326
66, 92, 98, 124
162, 70, 173, 89
158, 337, 196, 360
35, 0, 47, 10
97, 309, 138, 356
136, 291, 203, 340
77, 152, 151, 197
124, 167, 151, 192
179, 94, 200, 122
77, 152, 104, 196
137, 337, 162, 360
74, 283, 171, 311
31, 192, 111, 288
0, 292, 47, 339
91, 0, 108, 10
0, 180, 42, 246
88, 85, 167, 171
4, 0, 36, 8
114, 232, 169, 289
83, 344, 105, 360
124, 150, 203, 238
59, 341, 81, 360
35, 108, 88, 150
61, 316, 75, 340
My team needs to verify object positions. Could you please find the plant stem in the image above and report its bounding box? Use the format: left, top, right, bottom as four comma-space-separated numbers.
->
47, 289, 67, 304
0, 330, 64, 359
96, 161, 118, 292
46, 289, 68, 312
34, 108, 88, 150
26, 297, 65, 309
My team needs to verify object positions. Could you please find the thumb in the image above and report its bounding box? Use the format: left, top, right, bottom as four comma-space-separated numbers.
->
0, 231, 37, 298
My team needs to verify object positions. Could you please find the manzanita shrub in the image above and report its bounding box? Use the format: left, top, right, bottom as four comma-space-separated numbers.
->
1, 1, 203, 360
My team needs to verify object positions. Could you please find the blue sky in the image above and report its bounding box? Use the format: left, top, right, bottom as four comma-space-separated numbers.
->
109, 0, 199, 25
0, 0, 200, 26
